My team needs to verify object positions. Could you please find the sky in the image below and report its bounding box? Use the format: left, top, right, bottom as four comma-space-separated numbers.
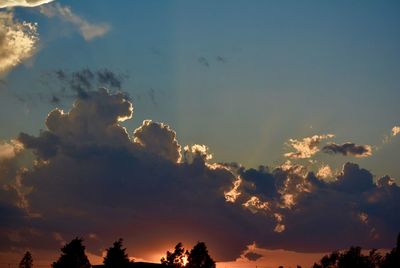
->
0, 1, 400, 268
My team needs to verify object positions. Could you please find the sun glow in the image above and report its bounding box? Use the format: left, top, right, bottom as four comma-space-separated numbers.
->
182, 255, 188, 266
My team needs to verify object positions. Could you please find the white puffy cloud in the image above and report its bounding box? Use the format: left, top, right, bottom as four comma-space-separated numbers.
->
0, 12, 38, 76
39, 3, 110, 41
0, 0, 54, 8
285, 134, 334, 159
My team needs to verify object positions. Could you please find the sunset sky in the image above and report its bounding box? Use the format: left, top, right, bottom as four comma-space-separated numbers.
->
1, 1, 400, 268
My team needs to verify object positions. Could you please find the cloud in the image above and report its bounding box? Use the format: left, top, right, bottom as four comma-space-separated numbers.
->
39, 3, 110, 41
285, 134, 334, 159
322, 142, 372, 158
244, 252, 263, 261
0, 89, 399, 264
0, 140, 23, 161
198, 57, 210, 68
215, 56, 226, 63
0, 0, 54, 8
19, 88, 133, 160
0, 12, 38, 76
133, 120, 182, 163
382, 125, 400, 145
316, 164, 333, 180
37, 68, 128, 103
392, 126, 400, 137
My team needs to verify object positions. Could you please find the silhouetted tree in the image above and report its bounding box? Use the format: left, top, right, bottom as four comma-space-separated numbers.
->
52, 237, 91, 268
337, 246, 372, 268
161, 242, 187, 268
313, 246, 381, 268
186, 242, 215, 268
380, 232, 400, 268
19, 251, 33, 268
313, 251, 339, 268
103, 238, 131, 268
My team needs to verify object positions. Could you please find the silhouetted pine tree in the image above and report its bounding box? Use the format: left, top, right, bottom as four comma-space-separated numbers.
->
52, 238, 91, 268
19, 251, 33, 268
186, 242, 215, 268
103, 238, 131, 268
161, 242, 187, 268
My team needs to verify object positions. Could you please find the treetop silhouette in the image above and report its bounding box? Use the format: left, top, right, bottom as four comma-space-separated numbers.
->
313, 232, 400, 268
104, 238, 131, 268
161, 242, 187, 268
19, 251, 33, 268
52, 237, 91, 268
186, 242, 215, 268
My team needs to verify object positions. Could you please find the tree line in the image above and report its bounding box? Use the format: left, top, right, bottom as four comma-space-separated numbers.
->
18, 238, 215, 268
17, 233, 400, 268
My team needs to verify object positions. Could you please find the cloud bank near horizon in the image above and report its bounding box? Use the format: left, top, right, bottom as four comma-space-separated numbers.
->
0, 88, 399, 263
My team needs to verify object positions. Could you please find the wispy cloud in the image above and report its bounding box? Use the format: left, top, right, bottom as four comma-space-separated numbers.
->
39, 3, 110, 41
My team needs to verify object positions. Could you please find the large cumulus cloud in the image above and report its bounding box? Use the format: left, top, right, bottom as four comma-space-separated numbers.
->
1, 89, 400, 263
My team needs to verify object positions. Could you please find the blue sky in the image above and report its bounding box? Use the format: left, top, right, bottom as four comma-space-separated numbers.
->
2, 0, 399, 178
1, 1, 400, 267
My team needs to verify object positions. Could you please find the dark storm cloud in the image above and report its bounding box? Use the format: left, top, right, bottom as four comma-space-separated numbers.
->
322, 142, 372, 158
1, 89, 400, 262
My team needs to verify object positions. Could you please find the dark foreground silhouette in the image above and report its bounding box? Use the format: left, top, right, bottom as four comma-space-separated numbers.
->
18, 232, 400, 268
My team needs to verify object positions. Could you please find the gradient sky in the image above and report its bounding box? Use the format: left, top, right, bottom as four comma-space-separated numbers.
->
1, 1, 400, 268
